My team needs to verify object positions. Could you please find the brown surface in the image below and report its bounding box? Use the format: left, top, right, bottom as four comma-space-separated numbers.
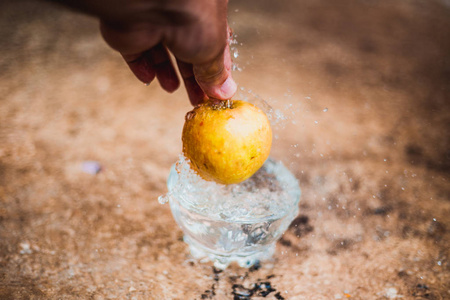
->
1, 0, 449, 299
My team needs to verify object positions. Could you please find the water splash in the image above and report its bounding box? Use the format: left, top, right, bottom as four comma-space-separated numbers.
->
230, 31, 243, 72
158, 194, 170, 204
159, 155, 301, 269
159, 155, 300, 221
185, 111, 196, 121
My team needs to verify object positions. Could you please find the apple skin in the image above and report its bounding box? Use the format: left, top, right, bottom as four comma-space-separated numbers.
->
182, 99, 272, 185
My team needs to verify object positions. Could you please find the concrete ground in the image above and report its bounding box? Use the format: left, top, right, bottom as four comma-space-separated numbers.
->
0, 0, 449, 299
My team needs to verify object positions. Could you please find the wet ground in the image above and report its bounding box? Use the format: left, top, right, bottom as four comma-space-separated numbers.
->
1, 0, 449, 299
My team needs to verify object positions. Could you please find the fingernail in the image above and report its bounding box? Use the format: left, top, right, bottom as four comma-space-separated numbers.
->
219, 77, 237, 99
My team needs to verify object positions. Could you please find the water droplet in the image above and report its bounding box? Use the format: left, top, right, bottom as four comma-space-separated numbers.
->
232, 64, 241, 71
158, 194, 169, 204
323, 108, 328, 112
437, 261, 442, 266
233, 50, 239, 58
314, 121, 319, 124
185, 111, 196, 121
384, 159, 387, 162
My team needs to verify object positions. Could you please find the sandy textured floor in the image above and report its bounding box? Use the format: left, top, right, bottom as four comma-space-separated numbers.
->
1, 0, 449, 299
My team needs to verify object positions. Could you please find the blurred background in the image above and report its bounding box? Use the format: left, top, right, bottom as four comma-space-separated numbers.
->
0, 0, 449, 299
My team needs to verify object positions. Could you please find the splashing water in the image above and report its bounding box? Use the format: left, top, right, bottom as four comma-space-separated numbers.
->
229, 31, 243, 72
236, 87, 292, 129
160, 155, 300, 220
159, 155, 301, 269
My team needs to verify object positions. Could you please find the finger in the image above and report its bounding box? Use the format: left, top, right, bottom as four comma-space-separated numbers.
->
122, 52, 156, 84
177, 59, 208, 106
100, 21, 165, 86
192, 34, 236, 100
149, 44, 180, 93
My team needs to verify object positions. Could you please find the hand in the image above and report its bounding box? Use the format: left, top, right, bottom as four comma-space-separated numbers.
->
53, 0, 237, 105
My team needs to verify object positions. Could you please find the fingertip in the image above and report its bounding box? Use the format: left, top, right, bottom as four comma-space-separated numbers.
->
218, 77, 237, 99
201, 76, 237, 100
155, 63, 180, 93
161, 79, 180, 93
125, 55, 156, 85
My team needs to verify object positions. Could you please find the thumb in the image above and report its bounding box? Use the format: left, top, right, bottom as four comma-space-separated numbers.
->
193, 44, 236, 100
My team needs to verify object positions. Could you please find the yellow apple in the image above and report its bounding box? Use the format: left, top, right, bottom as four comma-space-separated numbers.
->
182, 99, 272, 184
